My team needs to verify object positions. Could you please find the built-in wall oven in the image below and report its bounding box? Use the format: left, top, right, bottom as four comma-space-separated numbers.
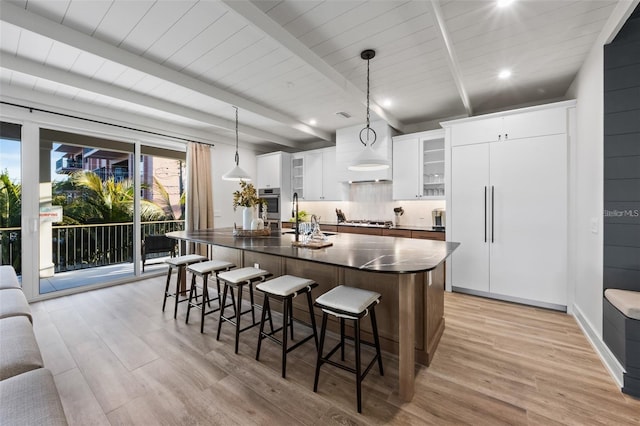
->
259, 188, 281, 231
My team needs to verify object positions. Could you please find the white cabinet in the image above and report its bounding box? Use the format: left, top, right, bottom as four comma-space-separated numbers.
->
257, 152, 288, 189
450, 106, 567, 146
291, 154, 304, 199
392, 130, 445, 200
301, 147, 339, 201
446, 101, 573, 309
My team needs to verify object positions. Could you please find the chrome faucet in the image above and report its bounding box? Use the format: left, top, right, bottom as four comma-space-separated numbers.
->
292, 192, 299, 242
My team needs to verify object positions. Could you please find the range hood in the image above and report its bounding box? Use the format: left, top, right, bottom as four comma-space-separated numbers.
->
335, 120, 394, 182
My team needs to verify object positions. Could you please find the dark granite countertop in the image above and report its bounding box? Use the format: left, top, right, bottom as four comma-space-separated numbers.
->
282, 221, 445, 233
167, 228, 458, 274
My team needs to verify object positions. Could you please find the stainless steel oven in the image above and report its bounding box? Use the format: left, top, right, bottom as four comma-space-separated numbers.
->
259, 188, 281, 229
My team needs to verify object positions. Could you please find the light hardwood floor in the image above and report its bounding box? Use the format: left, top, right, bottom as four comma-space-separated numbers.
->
30, 276, 640, 425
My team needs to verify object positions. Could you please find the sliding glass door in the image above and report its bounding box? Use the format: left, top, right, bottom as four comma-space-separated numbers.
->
0, 122, 22, 281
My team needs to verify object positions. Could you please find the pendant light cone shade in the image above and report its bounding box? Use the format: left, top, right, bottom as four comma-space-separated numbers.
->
222, 106, 251, 181
349, 146, 390, 171
349, 49, 390, 172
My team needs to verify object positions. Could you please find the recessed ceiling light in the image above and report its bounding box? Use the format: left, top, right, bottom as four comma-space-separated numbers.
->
309, 119, 317, 126
497, 0, 515, 7
498, 69, 512, 80
383, 99, 392, 107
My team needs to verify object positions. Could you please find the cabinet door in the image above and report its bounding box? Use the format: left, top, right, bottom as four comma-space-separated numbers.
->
489, 134, 567, 306
502, 107, 566, 141
392, 137, 420, 199
303, 151, 323, 200
450, 143, 490, 292
322, 149, 339, 200
450, 116, 502, 146
291, 156, 304, 199
256, 154, 280, 189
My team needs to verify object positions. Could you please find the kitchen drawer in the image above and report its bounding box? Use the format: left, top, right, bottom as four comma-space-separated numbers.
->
321, 225, 338, 232
338, 226, 383, 236
382, 228, 412, 238
411, 230, 445, 241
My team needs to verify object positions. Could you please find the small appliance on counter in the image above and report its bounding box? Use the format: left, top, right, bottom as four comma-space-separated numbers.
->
432, 208, 445, 230
393, 206, 404, 227
336, 208, 347, 223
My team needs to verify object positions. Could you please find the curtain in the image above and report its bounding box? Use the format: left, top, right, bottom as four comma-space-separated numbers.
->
186, 142, 213, 254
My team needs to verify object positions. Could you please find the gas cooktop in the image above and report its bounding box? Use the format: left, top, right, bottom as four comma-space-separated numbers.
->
338, 220, 393, 228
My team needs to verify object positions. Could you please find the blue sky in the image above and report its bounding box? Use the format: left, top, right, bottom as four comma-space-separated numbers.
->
0, 138, 66, 182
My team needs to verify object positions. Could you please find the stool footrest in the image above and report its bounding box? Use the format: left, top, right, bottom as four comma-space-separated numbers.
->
319, 342, 380, 380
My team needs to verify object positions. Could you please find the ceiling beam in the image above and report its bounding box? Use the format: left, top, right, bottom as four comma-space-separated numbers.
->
221, 0, 405, 132
424, 0, 473, 117
0, 54, 302, 149
0, 2, 331, 142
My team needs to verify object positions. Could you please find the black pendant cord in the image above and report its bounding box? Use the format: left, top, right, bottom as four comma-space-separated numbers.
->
233, 106, 240, 166
0, 100, 210, 145
358, 49, 377, 147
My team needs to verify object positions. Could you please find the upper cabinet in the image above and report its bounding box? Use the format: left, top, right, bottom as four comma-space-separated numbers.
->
449, 106, 568, 146
256, 152, 291, 190
301, 147, 340, 201
291, 154, 304, 199
336, 120, 393, 182
392, 130, 445, 200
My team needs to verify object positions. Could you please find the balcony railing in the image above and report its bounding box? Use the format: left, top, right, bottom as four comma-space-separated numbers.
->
55, 157, 83, 174
0, 220, 185, 275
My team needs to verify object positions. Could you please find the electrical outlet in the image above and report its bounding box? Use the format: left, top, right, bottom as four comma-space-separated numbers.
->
254, 263, 260, 269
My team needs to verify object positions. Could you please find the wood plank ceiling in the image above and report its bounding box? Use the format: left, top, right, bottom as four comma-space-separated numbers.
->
0, 0, 620, 150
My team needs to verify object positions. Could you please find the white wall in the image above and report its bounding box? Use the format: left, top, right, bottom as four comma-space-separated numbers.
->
210, 143, 258, 228
566, 46, 605, 335
564, 0, 639, 386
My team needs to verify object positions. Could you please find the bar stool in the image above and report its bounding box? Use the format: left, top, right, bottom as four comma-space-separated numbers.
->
185, 259, 236, 333
313, 285, 384, 413
216, 266, 271, 354
162, 254, 207, 319
255, 275, 319, 378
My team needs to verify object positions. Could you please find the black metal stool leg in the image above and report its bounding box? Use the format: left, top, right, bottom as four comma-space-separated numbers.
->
256, 295, 270, 361
282, 297, 289, 378
216, 283, 229, 341
288, 300, 294, 340
340, 318, 345, 361
162, 266, 172, 312
234, 285, 243, 354
186, 272, 196, 324
355, 318, 362, 414
313, 312, 328, 393
371, 307, 384, 375
249, 284, 256, 325
200, 274, 209, 334
173, 266, 183, 319
306, 292, 318, 349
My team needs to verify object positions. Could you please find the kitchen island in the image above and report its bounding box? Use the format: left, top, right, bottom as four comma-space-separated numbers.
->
167, 229, 458, 401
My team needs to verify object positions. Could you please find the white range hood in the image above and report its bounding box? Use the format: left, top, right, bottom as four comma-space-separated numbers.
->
335, 120, 394, 182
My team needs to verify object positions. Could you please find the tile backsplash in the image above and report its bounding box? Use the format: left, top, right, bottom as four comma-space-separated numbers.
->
297, 181, 445, 227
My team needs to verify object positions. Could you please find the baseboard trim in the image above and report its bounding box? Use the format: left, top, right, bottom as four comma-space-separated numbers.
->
451, 287, 566, 311
572, 303, 624, 389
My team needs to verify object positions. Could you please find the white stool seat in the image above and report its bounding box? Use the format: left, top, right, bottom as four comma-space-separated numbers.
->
257, 275, 315, 297
188, 260, 235, 275
605, 289, 640, 320
315, 285, 380, 315
218, 267, 269, 284
165, 254, 207, 266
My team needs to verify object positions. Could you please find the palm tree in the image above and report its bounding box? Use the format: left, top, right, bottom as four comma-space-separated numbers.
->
66, 171, 165, 223
0, 171, 21, 271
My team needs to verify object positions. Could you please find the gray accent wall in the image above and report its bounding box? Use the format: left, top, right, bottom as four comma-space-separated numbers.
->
604, 5, 640, 293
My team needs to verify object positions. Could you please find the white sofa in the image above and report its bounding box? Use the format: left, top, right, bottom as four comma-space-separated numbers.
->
0, 265, 68, 426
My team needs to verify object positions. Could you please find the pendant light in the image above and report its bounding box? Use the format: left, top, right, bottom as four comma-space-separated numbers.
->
222, 106, 252, 181
348, 49, 390, 172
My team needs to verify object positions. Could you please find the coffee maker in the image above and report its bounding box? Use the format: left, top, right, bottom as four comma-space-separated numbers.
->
432, 208, 445, 230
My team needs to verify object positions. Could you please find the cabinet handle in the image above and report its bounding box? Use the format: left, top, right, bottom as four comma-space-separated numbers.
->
484, 186, 487, 243
498, 134, 501, 141
491, 185, 495, 243
505, 133, 508, 140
